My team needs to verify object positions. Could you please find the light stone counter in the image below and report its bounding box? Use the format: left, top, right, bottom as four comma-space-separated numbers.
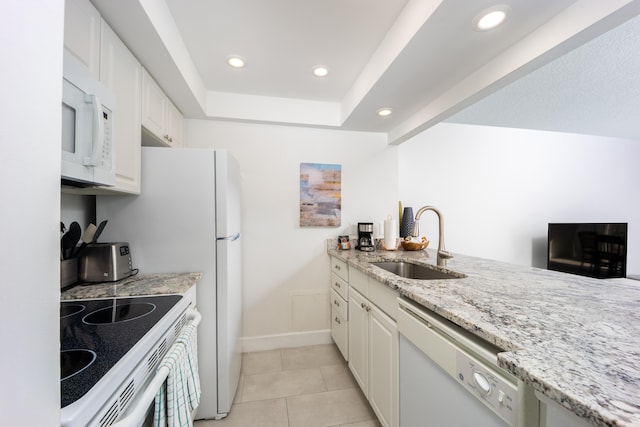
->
328, 244, 640, 427
61, 272, 202, 300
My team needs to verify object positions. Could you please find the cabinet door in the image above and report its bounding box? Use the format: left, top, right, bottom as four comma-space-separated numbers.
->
369, 304, 398, 427
165, 100, 183, 147
100, 21, 142, 194
348, 288, 368, 396
141, 68, 167, 141
64, 0, 100, 78
331, 306, 348, 361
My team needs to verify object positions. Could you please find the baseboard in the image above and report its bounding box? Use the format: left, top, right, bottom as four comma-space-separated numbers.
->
241, 329, 332, 353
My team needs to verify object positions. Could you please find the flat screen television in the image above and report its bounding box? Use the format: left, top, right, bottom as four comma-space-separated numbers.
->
547, 223, 627, 279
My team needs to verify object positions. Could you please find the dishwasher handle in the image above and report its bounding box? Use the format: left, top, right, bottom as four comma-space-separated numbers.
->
398, 299, 501, 367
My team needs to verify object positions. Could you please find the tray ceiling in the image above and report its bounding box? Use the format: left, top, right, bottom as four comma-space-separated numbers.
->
92, 0, 640, 143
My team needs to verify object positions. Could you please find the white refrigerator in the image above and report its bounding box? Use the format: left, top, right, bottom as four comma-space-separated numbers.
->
96, 146, 242, 420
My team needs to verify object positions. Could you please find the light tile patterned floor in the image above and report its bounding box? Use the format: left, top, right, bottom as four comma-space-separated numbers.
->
194, 344, 381, 427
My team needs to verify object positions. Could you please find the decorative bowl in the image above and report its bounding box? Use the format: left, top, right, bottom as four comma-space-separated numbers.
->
401, 238, 429, 251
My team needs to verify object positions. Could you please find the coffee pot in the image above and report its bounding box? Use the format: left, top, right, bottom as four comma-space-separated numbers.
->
357, 222, 375, 251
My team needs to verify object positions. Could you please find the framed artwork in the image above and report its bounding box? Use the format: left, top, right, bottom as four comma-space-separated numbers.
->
300, 162, 341, 227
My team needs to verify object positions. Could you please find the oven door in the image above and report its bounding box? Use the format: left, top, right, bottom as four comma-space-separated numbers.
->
110, 309, 202, 427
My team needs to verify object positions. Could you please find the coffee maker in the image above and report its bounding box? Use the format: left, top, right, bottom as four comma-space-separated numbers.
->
357, 222, 375, 251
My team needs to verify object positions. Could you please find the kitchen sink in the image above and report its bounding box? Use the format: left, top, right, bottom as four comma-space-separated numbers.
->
372, 261, 465, 280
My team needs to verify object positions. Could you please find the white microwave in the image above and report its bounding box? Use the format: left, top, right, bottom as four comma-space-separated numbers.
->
61, 51, 115, 187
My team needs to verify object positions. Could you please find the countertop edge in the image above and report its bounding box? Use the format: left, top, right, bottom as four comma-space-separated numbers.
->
328, 246, 638, 427
61, 272, 203, 300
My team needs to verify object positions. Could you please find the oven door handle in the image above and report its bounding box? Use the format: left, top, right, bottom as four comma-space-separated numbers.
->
109, 308, 202, 427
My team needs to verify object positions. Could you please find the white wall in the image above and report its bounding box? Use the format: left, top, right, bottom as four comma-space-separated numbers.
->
399, 122, 640, 273
184, 120, 398, 350
183, 119, 640, 350
61, 194, 96, 230
0, 0, 64, 425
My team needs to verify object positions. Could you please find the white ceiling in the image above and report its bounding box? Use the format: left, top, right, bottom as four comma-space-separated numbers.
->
446, 12, 640, 140
165, 0, 410, 102
91, 0, 640, 144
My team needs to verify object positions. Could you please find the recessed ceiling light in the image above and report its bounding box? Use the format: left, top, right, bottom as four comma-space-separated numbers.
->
313, 66, 329, 77
227, 56, 245, 68
376, 108, 393, 117
473, 5, 510, 31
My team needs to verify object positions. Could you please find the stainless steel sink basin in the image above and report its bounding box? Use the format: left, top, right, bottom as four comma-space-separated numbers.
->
372, 261, 465, 280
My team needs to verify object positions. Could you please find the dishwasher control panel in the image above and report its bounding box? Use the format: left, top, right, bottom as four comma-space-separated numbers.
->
456, 350, 519, 426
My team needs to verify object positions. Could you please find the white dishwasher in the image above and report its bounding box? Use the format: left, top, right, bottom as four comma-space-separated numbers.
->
397, 298, 539, 427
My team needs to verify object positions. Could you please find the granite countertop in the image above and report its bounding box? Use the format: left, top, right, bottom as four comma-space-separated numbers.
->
61, 272, 202, 300
328, 245, 640, 427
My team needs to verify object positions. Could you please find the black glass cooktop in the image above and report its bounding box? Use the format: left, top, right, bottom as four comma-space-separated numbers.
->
60, 295, 182, 408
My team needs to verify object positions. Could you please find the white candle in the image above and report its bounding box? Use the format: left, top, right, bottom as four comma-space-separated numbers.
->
384, 215, 397, 250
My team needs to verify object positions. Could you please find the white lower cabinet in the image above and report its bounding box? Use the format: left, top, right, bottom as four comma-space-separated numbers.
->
331, 288, 348, 360
348, 284, 398, 427
329, 257, 399, 427
348, 288, 368, 390
330, 257, 349, 360
368, 302, 398, 427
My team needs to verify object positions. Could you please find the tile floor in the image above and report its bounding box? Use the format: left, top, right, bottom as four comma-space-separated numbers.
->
194, 344, 381, 427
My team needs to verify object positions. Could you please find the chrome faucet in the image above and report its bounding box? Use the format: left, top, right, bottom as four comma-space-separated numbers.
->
411, 206, 454, 267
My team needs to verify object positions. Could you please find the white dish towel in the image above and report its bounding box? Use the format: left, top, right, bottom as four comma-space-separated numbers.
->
154, 324, 201, 427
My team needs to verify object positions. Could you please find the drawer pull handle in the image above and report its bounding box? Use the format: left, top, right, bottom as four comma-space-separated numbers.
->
334, 265, 341, 270
334, 282, 341, 288
333, 300, 340, 307
334, 316, 341, 325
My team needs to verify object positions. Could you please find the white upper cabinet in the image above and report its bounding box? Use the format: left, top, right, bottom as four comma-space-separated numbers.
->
141, 69, 166, 138
63, 0, 185, 193
165, 100, 183, 148
99, 20, 142, 194
63, 0, 142, 194
141, 69, 183, 148
63, 0, 101, 79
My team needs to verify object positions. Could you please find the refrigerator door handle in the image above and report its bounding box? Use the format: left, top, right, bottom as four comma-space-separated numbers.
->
217, 233, 240, 242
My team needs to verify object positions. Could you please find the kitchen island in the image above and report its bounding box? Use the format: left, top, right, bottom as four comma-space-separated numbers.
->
328, 245, 640, 427
61, 272, 202, 300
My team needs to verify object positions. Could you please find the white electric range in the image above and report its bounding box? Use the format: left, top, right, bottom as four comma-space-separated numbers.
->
60, 290, 195, 427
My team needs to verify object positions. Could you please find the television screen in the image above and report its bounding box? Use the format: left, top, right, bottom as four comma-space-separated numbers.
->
547, 223, 627, 279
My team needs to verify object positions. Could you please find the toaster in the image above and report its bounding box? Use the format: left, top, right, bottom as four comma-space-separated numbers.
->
79, 242, 133, 282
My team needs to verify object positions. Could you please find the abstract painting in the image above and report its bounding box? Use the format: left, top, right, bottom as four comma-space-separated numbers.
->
300, 163, 341, 227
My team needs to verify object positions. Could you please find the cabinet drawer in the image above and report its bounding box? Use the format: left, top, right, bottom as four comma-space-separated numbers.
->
331, 257, 349, 282
331, 288, 348, 319
332, 307, 348, 361
369, 279, 398, 321
331, 273, 348, 300
349, 267, 369, 296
